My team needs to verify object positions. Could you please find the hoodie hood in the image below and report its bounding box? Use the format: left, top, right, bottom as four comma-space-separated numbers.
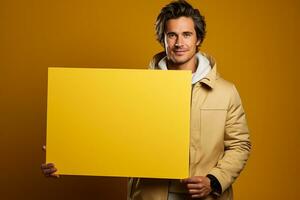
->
148, 51, 219, 88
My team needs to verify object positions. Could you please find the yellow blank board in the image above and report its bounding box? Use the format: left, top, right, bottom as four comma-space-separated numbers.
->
46, 68, 191, 179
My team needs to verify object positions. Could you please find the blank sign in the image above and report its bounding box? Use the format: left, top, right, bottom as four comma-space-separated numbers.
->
46, 67, 191, 179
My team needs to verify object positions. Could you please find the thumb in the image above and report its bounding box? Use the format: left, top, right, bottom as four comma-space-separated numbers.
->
42, 145, 46, 152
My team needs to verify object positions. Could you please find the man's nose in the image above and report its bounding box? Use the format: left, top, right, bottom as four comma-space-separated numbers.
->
175, 35, 183, 47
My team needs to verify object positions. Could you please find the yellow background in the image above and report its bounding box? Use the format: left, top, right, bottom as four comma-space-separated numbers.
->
1, 0, 299, 199
46, 68, 191, 179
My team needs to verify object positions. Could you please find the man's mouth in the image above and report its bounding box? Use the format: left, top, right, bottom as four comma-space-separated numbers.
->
174, 50, 187, 56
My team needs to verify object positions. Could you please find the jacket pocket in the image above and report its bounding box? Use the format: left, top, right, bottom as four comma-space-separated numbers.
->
200, 109, 227, 152
189, 109, 227, 168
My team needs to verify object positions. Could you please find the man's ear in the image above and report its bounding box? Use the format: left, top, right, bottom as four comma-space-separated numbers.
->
196, 39, 201, 46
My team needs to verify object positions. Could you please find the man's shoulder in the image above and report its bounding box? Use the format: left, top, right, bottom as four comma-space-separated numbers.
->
148, 52, 166, 69
208, 73, 239, 97
215, 76, 235, 89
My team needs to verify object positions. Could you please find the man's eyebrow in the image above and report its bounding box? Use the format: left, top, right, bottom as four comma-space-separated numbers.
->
166, 32, 177, 35
182, 31, 193, 34
166, 31, 194, 35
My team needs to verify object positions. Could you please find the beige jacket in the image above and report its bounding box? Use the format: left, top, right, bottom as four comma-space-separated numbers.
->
128, 52, 251, 200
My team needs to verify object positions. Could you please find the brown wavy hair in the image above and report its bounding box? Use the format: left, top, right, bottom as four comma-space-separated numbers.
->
155, 0, 206, 47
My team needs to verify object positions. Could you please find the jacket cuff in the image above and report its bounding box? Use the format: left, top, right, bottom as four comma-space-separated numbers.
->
206, 174, 222, 197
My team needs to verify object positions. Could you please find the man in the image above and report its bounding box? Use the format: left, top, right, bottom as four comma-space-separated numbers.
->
42, 1, 251, 200
128, 1, 251, 200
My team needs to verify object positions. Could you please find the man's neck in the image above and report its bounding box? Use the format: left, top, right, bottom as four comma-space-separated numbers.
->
167, 55, 198, 73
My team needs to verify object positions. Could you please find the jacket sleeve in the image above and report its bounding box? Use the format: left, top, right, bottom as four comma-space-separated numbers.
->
208, 84, 251, 193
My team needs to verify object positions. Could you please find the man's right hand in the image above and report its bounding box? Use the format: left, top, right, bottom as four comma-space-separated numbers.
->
41, 145, 60, 178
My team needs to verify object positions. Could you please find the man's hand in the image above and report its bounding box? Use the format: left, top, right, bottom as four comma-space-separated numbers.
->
40, 145, 60, 178
182, 176, 212, 198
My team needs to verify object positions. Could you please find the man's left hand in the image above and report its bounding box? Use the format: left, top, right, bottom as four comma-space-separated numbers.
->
182, 176, 212, 198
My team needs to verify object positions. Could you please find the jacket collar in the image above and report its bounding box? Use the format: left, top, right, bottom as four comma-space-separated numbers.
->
149, 51, 219, 89
198, 53, 219, 89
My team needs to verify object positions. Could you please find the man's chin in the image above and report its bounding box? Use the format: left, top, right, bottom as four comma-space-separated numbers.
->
171, 58, 188, 65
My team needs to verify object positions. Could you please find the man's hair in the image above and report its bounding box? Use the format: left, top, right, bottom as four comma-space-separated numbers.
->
155, 0, 206, 46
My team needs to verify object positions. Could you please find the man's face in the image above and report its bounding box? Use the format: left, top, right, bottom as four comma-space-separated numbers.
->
164, 16, 200, 66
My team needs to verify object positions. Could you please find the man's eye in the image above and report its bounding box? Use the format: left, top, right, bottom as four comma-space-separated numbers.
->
183, 33, 192, 38
167, 33, 176, 38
